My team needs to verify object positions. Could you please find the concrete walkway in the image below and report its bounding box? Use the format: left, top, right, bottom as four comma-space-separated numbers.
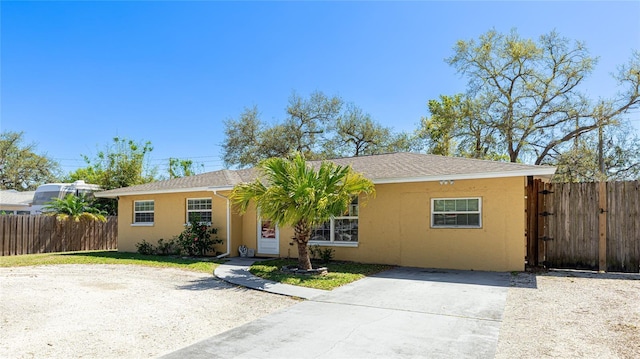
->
162, 259, 511, 359
213, 257, 327, 300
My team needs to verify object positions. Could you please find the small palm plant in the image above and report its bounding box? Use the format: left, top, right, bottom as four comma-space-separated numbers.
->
43, 194, 107, 223
230, 153, 375, 270
43, 194, 107, 251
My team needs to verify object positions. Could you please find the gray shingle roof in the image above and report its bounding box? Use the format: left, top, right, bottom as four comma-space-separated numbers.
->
96, 152, 555, 198
0, 190, 35, 206
95, 169, 257, 197
321, 152, 554, 182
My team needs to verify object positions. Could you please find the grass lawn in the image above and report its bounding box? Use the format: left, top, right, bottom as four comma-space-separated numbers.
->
249, 258, 393, 290
0, 251, 223, 274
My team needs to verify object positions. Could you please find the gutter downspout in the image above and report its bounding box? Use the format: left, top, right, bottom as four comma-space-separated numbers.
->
212, 190, 231, 259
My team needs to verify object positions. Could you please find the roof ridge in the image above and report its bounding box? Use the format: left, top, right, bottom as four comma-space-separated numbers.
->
221, 169, 242, 185
95, 152, 556, 198
310, 152, 401, 163
343, 152, 550, 168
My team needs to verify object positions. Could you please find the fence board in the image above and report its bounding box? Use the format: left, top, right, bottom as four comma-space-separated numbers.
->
0, 215, 117, 256
14, 216, 22, 255
525, 177, 538, 266
606, 181, 640, 272
544, 181, 640, 272
544, 182, 555, 262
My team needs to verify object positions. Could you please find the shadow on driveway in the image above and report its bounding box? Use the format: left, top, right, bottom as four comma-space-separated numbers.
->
163, 266, 513, 359
371, 266, 515, 287
174, 277, 252, 292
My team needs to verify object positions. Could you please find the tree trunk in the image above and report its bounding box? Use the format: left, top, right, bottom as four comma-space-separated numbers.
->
296, 241, 312, 270
294, 221, 313, 270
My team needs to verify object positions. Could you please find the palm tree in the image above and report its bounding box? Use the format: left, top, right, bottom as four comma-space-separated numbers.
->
230, 153, 375, 270
43, 194, 107, 223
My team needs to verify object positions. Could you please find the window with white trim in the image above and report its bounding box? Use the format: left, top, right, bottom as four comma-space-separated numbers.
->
431, 197, 481, 228
310, 197, 359, 243
133, 200, 154, 224
0, 210, 32, 215
187, 198, 212, 223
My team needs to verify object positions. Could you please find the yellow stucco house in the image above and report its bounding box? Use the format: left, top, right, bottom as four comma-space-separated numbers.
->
95, 153, 556, 271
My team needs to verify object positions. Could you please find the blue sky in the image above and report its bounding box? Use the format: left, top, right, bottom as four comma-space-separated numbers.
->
2, 1, 639, 175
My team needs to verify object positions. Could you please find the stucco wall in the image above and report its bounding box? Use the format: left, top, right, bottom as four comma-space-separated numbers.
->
240, 205, 258, 254
116, 176, 526, 271
237, 204, 280, 258
116, 191, 229, 254
270, 177, 527, 271
361, 177, 526, 271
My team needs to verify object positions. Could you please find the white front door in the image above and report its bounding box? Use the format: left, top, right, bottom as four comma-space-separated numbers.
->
257, 218, 279, 255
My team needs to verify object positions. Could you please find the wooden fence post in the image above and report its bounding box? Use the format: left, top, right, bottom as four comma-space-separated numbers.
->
598, 181, 607, 272
537, 180, 547, 266
526, 176, 539, 267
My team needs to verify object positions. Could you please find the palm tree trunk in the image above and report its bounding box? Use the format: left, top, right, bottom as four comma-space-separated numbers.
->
294, 221, 313, 270
296, 242, 312, 270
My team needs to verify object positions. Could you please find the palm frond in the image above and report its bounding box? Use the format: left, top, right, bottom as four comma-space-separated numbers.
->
230, 152, 375, 228
43, 194, 107, 223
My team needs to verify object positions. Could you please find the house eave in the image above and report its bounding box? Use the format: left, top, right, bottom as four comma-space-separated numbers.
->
372, 167, 557, 185
95, 167, 556, 197
94, 186, 235, 198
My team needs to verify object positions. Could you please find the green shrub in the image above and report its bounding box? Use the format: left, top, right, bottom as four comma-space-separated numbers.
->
175, 219, 222, 256
156, 238, 177, 255
136, 240, 156, 255
310, 245, 335, 264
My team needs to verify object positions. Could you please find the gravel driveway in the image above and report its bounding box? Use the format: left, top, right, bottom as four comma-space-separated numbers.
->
0, 265, 298, 359
496, 270, 640, 359
3, 265, 639, 359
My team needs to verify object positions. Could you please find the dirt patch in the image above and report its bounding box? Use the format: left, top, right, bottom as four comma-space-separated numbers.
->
496, 270, 640, 359
0, 264, 298, 358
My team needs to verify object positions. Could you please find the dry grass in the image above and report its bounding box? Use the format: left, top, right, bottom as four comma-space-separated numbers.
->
0, 250, 222, 273
496, 270, 640, 359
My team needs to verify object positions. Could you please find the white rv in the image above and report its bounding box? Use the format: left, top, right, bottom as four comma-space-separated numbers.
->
31, 180, 102, 214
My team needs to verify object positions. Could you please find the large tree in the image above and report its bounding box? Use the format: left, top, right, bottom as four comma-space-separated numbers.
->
553, 51, 640, 178
324, 104, 416, 158
446, 29, 598, 164
417, 94, 505, 160
285, 91, 343, 157
551, 120, 640, 182
66, 136, 157, 189
424, 30, 640, 169
168, 158, 201, 179
222, 91, 412, 168
0, 131, 60, 190
65, 137, 157, 214
222, 106, 265, 168
230, 153, 375, 270
222, 92, 342, 168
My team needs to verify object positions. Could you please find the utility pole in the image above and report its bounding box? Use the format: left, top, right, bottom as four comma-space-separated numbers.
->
169, 158, 176, 179
595, 102, 606, 181
598, 118, 604, 177
596, 103, 607, 272
574, 114, 579, 150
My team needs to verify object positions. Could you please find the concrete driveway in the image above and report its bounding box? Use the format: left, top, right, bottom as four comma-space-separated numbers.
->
162, 265, 510, 359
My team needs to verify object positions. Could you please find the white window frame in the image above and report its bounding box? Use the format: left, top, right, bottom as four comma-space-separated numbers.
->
0, 210, 31, 215
431, 197, 482, 228
309, 197, 359, 247
132, 200, 154, 226
186, 198, 212, 225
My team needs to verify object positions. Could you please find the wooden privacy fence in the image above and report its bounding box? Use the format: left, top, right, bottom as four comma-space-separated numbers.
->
528, 180, 640, 272
0, 215, 117, 256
